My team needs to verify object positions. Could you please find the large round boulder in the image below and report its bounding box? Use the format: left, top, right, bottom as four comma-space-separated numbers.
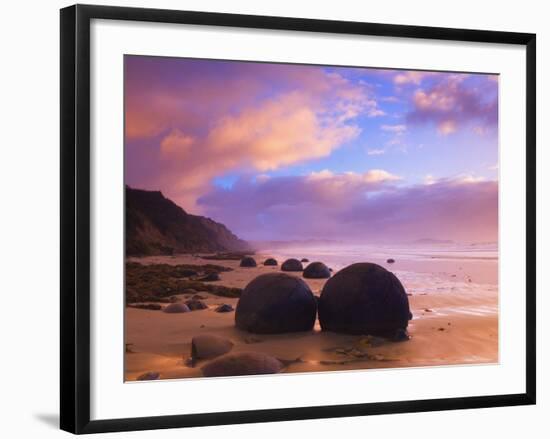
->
281, 258, 303, 272
201, 352, 283, 377
263, 258, 278, 266
235, 273, 317, 333
240, 256, 257, 267
303, 261, 331, 279
318, 263, 411, 336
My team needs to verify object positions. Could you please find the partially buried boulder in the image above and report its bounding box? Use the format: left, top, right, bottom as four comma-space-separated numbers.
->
263, 258, 278, 266
185, 299, 208, 311
301, 258, 309, 263
191, 334, 234, 360
303, 261, 331, 279
201, 352, 283, 377
281, 258, 303, 272
240, 256, 257, 267
163, 303, 190, 313
318, 262, 411, 337
235, 273, 317, 333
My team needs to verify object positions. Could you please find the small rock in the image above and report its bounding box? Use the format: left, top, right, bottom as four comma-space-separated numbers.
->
136, 371, 160, 381
199, 272, 221, 282
168, 296, 181, 303
301, 258, 309, 262
263, 258, 278, 266
192, 293, 207, 300
215, 303, 234, 313
163, 303, 191, 313
201, 352, 284, 377
185, 299, 208, 311
437, 327, 445, 331
191, 334, 234, 360
386, 258, 395, 264
424, 308, 433, 312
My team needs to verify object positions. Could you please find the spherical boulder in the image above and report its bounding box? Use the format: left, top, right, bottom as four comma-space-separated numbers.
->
240, 256, 257, 267
201, 352, 283, 377
163, 303, 191, 313
303, 261, 331, 279
318, 262, 411, 336
281, 258, 303, 272
263, 258, 278, 266
235, 273, 317, 333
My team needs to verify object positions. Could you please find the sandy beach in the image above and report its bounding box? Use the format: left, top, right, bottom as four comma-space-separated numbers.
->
125, 247, 498, 381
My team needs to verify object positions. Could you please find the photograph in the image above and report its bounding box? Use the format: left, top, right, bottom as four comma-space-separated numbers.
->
124, 55, 499, 381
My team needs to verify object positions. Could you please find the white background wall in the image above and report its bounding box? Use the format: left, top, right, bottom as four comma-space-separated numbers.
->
0, 0, 546, 437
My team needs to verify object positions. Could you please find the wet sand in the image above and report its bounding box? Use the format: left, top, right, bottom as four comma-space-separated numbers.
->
125, 253, 498, 381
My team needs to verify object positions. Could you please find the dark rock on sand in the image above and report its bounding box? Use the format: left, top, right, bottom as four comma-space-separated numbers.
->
318, 262, 411, 336
303, 261, 331, 279
281, 258, 303, 272
198, 272, 221, 282
235, 273, 316, 333
301, 258, 309, 263
215, 303, 234, 313
263, 258, 278, 266
240, 256, 257, 267
386, 258, 395, 264
163, 303, 191, 313
201, 352, 283, 377
185, 299, 208, 311
136, 371, 160, 380
191, 334, 234, 360
192, 293, 207, 300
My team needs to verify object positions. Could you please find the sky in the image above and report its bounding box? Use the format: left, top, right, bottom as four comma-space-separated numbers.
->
125, 56, 499, 244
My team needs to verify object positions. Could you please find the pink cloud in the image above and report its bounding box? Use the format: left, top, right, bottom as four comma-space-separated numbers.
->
407, 74, 498, 135
198, 172, 497, 243
125, 58, 383, 210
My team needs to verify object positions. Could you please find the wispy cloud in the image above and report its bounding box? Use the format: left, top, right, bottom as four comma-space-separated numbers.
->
367, 148, 386, 156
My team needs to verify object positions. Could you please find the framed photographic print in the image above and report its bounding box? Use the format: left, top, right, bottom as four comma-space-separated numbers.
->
60, 4, 536, 434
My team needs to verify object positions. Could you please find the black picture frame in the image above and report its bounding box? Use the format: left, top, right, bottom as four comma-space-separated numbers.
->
60, 4, 536, 434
